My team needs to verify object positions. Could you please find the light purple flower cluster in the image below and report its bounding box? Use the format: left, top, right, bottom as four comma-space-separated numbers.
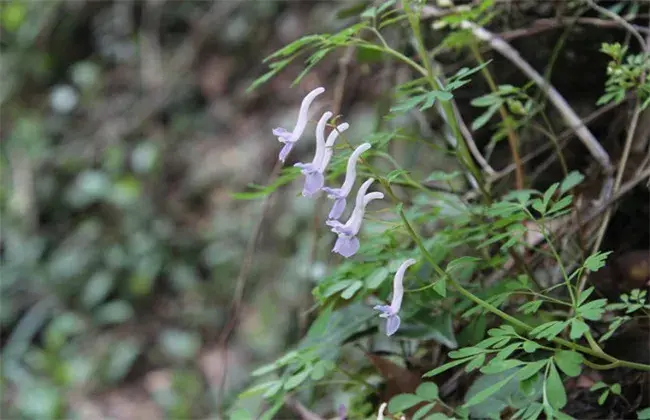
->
273, 88, 417, 337
273, 87, 378, 258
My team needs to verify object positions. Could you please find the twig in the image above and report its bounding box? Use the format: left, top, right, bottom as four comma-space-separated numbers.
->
451, 100, 496, 175
421, 5, 614, 174
585, 0, 647, 51
489, 96, 627, 182
566, 165, 650, 242
499, 17, 650, 42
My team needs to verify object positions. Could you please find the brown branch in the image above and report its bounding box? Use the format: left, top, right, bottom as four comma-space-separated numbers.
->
499, 17, 650, 42
421, 4, 614, 174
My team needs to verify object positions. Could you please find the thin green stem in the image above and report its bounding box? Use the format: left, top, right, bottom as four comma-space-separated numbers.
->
398, 207, 650, 371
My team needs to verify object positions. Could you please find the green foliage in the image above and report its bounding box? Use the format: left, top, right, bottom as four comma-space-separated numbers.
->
598, 42, 650, 109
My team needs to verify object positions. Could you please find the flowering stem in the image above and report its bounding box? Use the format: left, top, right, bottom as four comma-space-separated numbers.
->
398, 207, 650, 371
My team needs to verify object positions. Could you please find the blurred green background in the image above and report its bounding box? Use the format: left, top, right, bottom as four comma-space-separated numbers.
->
0, 1, 368, 417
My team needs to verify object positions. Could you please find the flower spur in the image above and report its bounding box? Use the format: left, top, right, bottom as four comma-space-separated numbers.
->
294, 113, 350, 197
373, 258, 417, 336
273, 86, 325, 162
326, 178, 383, 258
322, 142, 372, 220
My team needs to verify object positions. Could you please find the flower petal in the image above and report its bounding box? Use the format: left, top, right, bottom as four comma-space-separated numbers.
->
302, 172, 324, 197
328, 197, 347, 220
333, 236, 360, 258
322, 186, 342, 198
279, 142, 294, 162
273, 127, 291, 140
385, 314, 401, 336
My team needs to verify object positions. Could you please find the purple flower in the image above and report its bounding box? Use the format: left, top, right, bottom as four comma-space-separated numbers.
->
374, 258, 417, 336
294, 114, 350, 197
273, 87, 325, 162
322, 142, 372, 220
338, 404, 347, 420
294, 111, 332, 197
326, 178, 383, 258
319, 121, 350, 173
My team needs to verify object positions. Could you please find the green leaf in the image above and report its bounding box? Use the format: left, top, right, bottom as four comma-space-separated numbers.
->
488, 324, 516, 337
446, 256, 481, 273
549, 195, 573, 214
305, 304, 333, 340
391, 94, 425, 113
542, 183, 559, 209
404, 312, 458, 349
584, 251, 612, 272
598, 389, 609, 405
637, 407, 650, 419
251, 350, 298, 376
433, 277, 446, 297
560, 171, 585, 193
94, 300, 134, 325
341, 280, 363, 300
420, 90, 454, 110
246, 58, 293, 93
425, 171, 461, 183
465, 353, 486, 372
412, 403, 436, 420
523, 341, 541, 353
424, 413, 452, 420
264, 35, 322, 62
238, 381, 280, 399
517, 360, 547, 381
449, 347, 485, 358
553, 351, 582, 377
388, 394, 425, 413
284, 368, 310, 390
292, 48, 333, 86
159, 329, 202, 361
529, 321, 568, 340
569, 319, 590, 340
104, 339, 141, 382
423, 358, 471, 377
471, 103, 500, 131
457, 315, 487, 347
577, 299, 607, 321
230, 408, 253, 420
589, 382, 607, 391
464, 373, 516, 408
310, 360, 332, 380
471, 94, 502, 107
323, 280, 354, 297
545, 363, 567, 409
387, 169, 410, 182
480, 359, 523, 375
415, 382, 439, 401
611, 383, 621, 395
366, 267, 389, 289
494, 342, 521, 361
262, 380, 283, 398
578, 287, 596, 306
82, 271, 115, 309
518, 300, 543, 315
